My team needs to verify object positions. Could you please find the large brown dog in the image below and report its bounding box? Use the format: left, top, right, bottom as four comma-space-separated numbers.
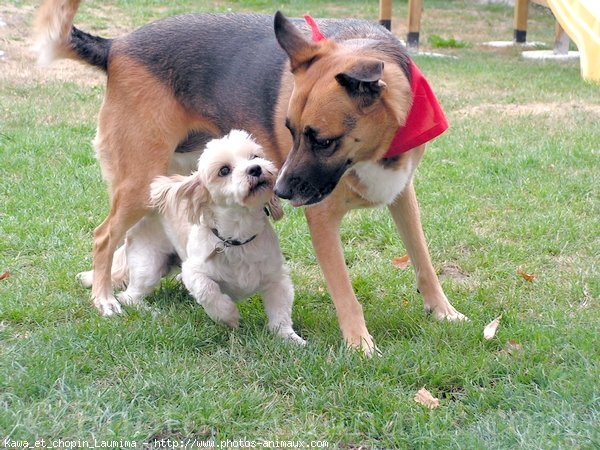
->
35, 0, 466, 355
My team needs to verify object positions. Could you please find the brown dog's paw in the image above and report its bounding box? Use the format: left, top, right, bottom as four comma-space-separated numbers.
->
426, 300, 469, 322
93, 295, 123, 316
344, 330, 380, 358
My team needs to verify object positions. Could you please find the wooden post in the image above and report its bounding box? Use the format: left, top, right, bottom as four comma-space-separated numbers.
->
379, 0, 392, 31
514, 0, 529, 43
407, 0, 423, 49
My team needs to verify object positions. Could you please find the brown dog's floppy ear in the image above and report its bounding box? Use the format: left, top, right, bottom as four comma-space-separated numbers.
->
149, 174, 210, 224
274, 11, 320, 72
335, 60, 387, 111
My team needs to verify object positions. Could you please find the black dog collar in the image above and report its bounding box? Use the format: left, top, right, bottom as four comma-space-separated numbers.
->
210, 228, 257, 251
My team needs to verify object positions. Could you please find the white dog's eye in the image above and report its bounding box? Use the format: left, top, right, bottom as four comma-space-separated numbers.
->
250, 154, 258, 159
218, 166, 231, 177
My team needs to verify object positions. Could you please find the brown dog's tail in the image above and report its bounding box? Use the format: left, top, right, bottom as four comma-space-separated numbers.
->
34, 0, 111, 71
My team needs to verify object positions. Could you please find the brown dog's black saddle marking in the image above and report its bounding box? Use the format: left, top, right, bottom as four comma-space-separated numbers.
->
70, 13, 412, 156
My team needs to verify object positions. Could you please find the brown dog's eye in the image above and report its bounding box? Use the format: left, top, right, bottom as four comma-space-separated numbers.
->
218, 166, 231, 177
315, 138, 333, 149
305, 126, 341, 154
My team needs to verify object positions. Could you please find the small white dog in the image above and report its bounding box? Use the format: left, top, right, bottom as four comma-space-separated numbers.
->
78, 130, 304, 345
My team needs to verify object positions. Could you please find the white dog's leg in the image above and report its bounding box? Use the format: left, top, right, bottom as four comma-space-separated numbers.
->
261, 277, 306, 345
182, 261, 240, 328
116, 217, 172, 308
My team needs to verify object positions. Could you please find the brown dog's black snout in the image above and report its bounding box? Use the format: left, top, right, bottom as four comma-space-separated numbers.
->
274, 183, 292, 200
275, 158, 350, 205
247, 165, 262, 178
275, 175, 320, 203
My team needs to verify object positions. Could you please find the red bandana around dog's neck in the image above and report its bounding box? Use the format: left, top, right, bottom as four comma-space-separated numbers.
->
383, 61, 449, 158
302, 15, 448, 158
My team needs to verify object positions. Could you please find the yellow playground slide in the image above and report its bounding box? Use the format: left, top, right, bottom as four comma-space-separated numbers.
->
547, 0, 600, 82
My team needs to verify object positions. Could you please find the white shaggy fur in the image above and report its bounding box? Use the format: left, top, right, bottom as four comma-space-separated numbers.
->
78, 130, 304, 344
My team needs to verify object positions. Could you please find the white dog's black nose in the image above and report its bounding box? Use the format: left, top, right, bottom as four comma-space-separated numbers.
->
247, 165, 262, 177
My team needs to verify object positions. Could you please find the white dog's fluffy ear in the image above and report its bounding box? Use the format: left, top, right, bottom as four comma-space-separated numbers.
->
149, 174, 209, 223
267, 195, 284, 221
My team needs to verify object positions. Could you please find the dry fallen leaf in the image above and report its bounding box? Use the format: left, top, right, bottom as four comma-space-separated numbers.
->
517, 268, 535, 282
579, 284, 593, 309
414, 387, 440, 409
505, 339, 522, 353
0, 271, 9, 281
483, 315, 502, 340
392, 255, 410, 269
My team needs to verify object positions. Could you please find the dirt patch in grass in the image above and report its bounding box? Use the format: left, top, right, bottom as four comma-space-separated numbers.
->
454, 102, 600, 117
439, 262, 471, 284
0, 3, 131, 87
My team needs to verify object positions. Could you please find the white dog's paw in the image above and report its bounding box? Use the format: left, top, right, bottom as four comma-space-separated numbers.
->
116, 292, 148, 309
277, 328, 306, 346
76, 271, 93, 289
202, 295, 240, 328
93, 296, 122, 316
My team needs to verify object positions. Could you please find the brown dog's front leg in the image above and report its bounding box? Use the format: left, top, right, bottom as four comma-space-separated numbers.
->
305, 202, 376, 356
388, 181, 467, 321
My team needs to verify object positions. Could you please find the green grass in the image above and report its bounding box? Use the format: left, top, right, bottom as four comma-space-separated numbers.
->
428, 35, 469, 49
1, 0, 599, 448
